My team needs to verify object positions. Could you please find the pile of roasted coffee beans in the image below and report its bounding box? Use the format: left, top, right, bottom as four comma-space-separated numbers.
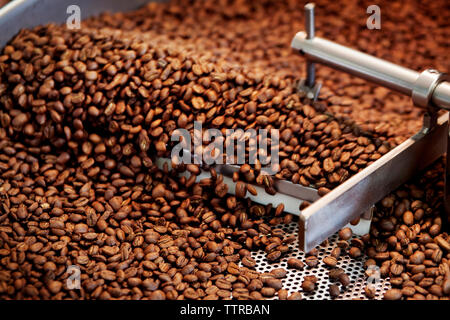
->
0, 11, 392, 195
315, 160, 450, 300
0, 137, 302, 299
0, 0, 449, 300
365, 160, 450, 300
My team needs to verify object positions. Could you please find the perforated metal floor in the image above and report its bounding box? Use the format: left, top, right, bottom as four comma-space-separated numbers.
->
249, 222, 391, 300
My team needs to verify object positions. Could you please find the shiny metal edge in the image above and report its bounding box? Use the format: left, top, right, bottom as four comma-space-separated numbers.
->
291, 32, 450, 111
0, 0, 155, 48
215, 164, 319, 202
298, 113, 449, 252
155, 159, 320, 216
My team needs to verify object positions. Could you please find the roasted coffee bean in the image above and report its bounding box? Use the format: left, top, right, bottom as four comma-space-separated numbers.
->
261, 287, 276, 297
215, 182, 228, 198
247, 279, 263, 291
270, 268, 287, 279
402, 286, 416, 297
323, 256, 338, 268
242, 256, 256, 268
364, 286, 376, 299
247, 185, 258, 196
338, 228, 352, 240
305, 256, 319, 268
287, 258, 304, 270
277, 289, 288, 300
348, 247, 362, 259
435, 236, 450, 252
338, 273, 350, 287
330, 247, 341, 259
304, 275, 318, 284
318, 187, 331, 197
235, 181, 247, 198
0, 0, 448, 302
384, 289, 402, 300
337, 240, 350, 249
267, 250, 281, 262
287, 292, 302, 300
266, 278, 283, 290
329, 284, 340, 298
442, 278, 450, 295
403, 211, 414, 226
329, 268, 345, 281
301, 280, 315, 293
275, 204, 284, 217
410, 251, 425, 265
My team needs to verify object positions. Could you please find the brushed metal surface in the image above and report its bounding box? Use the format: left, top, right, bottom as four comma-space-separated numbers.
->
0, 0, 155, 47
298, 113, 448, 252
291, 32, 450, 110
251, 223, 391, 300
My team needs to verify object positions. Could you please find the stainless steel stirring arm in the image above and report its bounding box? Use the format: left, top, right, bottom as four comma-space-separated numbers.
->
292, 3, 450, 236
293, 3, 450, 110
161, 3, 450, 253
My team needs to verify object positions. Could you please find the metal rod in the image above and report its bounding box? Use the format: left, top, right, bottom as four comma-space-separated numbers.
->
433, 82, 450, 110
446, 122, 450, 227
291, 32, 450, 111
0, 0, 151, 48
304, 3, 315, 39
306, 61, 315, 88
304, 3, 316, 88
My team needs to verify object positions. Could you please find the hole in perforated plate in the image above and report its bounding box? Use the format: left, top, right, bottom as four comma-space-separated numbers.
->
244, 222, 391, 300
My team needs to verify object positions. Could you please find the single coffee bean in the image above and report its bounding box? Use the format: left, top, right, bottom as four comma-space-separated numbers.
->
215, 182, 228, 198
330, 247, 341, 259
241, 256, 256, 268
403, 211, 414, 225
401, 286, 416, 297
261, 287, 276, 297
305, 256, 319, 268
409, 251, 425, 265
384, 288, 402, 300
276, 289, 288, 300
270, 268, 287, 279
318, 187, 331, 196
338, 273, 350, 287
100, 270, 116, 281
149, 290, 165, 300
267, 250, 281, 262
329, 268, 345, 280
338, 227, 352, 240
323, 256, 338, 268
329, 284, 340, 298
301, 280, 315, 293
348, 247, 362, 259
364, 285, 376, 299
287, 292, 302, 300
266, 278, 283, 290
235, 181, 247, 198
247, 185, 258, 196
287, 258, 304, 270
